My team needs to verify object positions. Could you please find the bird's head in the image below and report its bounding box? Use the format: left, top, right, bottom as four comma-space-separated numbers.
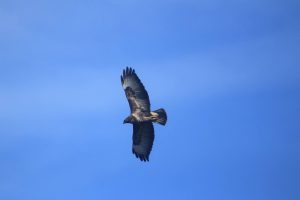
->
123, 116, 133, 124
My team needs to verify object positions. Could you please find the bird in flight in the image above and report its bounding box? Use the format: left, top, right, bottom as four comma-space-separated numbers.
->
121, 67, 167, 162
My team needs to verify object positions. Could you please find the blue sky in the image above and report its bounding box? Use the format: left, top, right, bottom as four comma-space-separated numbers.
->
0, 0, 299, 199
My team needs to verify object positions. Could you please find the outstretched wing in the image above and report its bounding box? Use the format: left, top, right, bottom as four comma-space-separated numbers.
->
121, 67, 151, 113
132, 122, 154, 162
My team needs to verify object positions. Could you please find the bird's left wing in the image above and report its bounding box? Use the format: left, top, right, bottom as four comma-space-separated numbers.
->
132, 122, 154, 162
121, 67, 151, 113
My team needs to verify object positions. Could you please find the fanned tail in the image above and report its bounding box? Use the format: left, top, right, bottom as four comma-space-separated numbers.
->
152, 108, 167, 125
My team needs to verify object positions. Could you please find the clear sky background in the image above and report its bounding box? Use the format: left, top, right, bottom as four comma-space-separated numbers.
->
0, 0, 299, 199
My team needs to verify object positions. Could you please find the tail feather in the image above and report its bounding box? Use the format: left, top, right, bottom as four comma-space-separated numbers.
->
152, 108, 167, 125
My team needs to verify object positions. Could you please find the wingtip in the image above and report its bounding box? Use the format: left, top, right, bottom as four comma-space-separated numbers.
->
132, 149, 150, 162
122, 66, 136, 78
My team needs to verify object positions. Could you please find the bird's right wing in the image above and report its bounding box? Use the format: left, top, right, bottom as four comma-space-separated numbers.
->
132, 122, 154, 162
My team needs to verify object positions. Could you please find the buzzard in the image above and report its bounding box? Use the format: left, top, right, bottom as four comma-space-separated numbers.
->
121, 67, 167, 162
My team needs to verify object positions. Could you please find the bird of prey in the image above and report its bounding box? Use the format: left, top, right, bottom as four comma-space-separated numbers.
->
121, 67, 167, 162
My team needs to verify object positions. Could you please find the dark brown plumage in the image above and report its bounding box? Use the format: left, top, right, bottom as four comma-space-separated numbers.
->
121, 67, 167, 162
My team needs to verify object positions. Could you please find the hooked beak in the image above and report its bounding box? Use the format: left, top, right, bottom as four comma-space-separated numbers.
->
123, 116, 131, 124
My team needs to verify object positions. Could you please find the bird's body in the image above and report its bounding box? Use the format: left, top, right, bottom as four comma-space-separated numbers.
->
121, 67, 167, 162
